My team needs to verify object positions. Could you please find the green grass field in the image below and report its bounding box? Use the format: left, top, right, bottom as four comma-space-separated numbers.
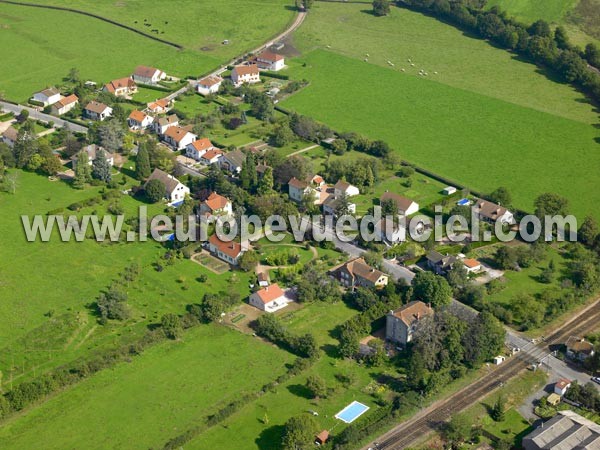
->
281, 5, 600, 219
26, 0, 295, 53
0, 325, 293, 450
486, 0, 578, 24
0, 0, 295, 101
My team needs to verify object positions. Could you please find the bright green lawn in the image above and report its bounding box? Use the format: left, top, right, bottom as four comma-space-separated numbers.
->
0, 325, 293, 450
0, 3, 218, 102
486, 0, 578, 24
291, 3, 597, 124
27, 0, 295, 53
282, 49, 600, 220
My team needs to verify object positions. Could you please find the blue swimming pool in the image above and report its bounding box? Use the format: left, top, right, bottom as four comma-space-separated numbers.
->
335, 401, 370, 423
457, 198, 470, 206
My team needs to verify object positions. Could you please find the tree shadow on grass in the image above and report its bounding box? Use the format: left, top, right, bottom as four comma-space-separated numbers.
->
256, 424, 285, 450
287, 383, 313, 399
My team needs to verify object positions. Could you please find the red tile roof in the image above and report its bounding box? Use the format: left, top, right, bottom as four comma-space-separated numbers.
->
202, 149, 224, 161
189, 138, 214, 152
199, 75, 223, 87
134, 65, 161, 78
463, 258, 481, 269
128, 110, 147, 122
85, 101, 110, 114
104, 77, 136, 93
209, 234, 242, 259
53, 94, 78, 108
204, 192, 230, 211
233, 64, 259, 76
257, 50, 284, 62
392, 301, 433, 327
164, 126, 193, 143
253, 284, 285, 304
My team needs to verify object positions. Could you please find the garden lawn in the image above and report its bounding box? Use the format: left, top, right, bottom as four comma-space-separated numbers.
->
282, 50, 600, 220
0, 3, 217, 102
26, 0, 296, 55
485, 0, 578, 24
0, 325, 293, 450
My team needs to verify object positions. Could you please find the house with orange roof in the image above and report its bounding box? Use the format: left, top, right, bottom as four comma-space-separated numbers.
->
200, 148, 224, 165
163, 126, 197, 150
50, 94, 78, 116
132, 65, 166, 85
146, 98, 172, 114
127, 110, 154, 130
386, 301, 433, 345
103, 77, 137, 97
186, 138, 216, 161
231, 64, 260, 87
197, 75, 223, 95
256, 50, 285, 71
199, 192, 232, 220
462, 258, 482, 273
248, 284, 290, 312
208, 234, 244, 265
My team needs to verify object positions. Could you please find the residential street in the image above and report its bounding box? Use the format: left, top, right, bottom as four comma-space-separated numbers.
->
0, 101, 88, 134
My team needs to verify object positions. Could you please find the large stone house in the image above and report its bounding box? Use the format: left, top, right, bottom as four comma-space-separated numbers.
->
386, 301, 434, 345
330, 257, 389, 290
255, 51, 285, 71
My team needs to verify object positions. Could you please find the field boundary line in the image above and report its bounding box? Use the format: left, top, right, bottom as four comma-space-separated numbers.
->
0, 0, 184, 49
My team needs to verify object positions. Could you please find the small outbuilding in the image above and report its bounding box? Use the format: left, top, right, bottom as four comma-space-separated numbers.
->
493, 355, 505, 365
443, 186, 457, 195
315, 430, 329, 445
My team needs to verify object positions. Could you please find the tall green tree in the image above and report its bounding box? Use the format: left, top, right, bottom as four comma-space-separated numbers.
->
98, 120, 124, 153
92, 149, 112, 182
534, 192, 569, 218
145, 179, 166, 203
257, 166, 274, 195
412, 271, 452, 308
372, 0, 391, 16
135, 144, 151, 180
281, 415, 319, 450
73, 150, 92, 189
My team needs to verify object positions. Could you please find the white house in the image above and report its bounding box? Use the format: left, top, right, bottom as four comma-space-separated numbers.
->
380, 192, 419, 216
163, 126, 196, 150
255, 51, 285, 71
334, 180, 360, 198
1, 126, 18, 148
186, 138, 215, 161
132, 65, 166, 85
84, 101, 113, 121
219, 149, 245, 174
71, 145, 114, 170
153, 114, 179, 135
554, 379, 572, 396
145, 168, 190, 205
249, 284, 290, 313
473, 200, 514, 225
50, 94, 78, 116
462, 258, 482, 273
32, 87, 61, 106
200, 148, 224, 165
199, 192, 233, 220
322, 195, 356, 216
208, 234, 244, 265
197, 75, 223, 95
128, 110, 154, 130
231, 64, 260, 87
288, 177, 318, 203
103, 77, 137, 97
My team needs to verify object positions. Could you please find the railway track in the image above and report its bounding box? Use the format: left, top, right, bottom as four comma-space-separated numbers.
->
366, 301, 600, 450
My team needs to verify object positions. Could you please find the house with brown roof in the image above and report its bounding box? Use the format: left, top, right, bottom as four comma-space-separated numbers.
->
162, 126, 197, 150
84, 101, 113, 121
186, 138, 216, 161
153, 114, 179, 135
472, 200, 514, 224
132, 65, 166, 85
208, 234, 244, 265
330, 257, 389, 290
565, 337, 595, 361
334, 180, 360, 198
288, 177, 318, 203
103, 77, 137, 97
197, 75, 223, 95
426, 250, 458, 275
219, 149, 245, 174
144, 168, 190, 205
248, 284, 290, 312
255, 50, 285, 71
32, 87, 61, 106
199, 192, 232, 220
231, 64, 260, 87
147, 98, 172, 114
380, 191, 419, 216
51, 94, 78, 116
1, 126, 18, 148
462, 258, 482, 273
127, 110, 154, 130
554, 378, 571, 396
386, 301, 433, 345
315, 430, 330, 445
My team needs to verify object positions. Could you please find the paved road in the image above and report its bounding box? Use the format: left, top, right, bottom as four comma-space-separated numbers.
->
0, 101, 88, 133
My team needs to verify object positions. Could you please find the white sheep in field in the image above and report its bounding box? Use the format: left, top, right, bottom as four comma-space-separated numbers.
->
434, 71, 438, 74
364, 58, 368, 62
401, 68, 405, 72
410, 63, 415, 67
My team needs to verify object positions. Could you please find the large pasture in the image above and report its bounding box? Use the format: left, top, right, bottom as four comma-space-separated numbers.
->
283, 4, 600, 219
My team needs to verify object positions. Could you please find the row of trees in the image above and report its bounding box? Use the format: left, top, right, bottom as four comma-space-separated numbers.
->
254, 314, 320, 359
